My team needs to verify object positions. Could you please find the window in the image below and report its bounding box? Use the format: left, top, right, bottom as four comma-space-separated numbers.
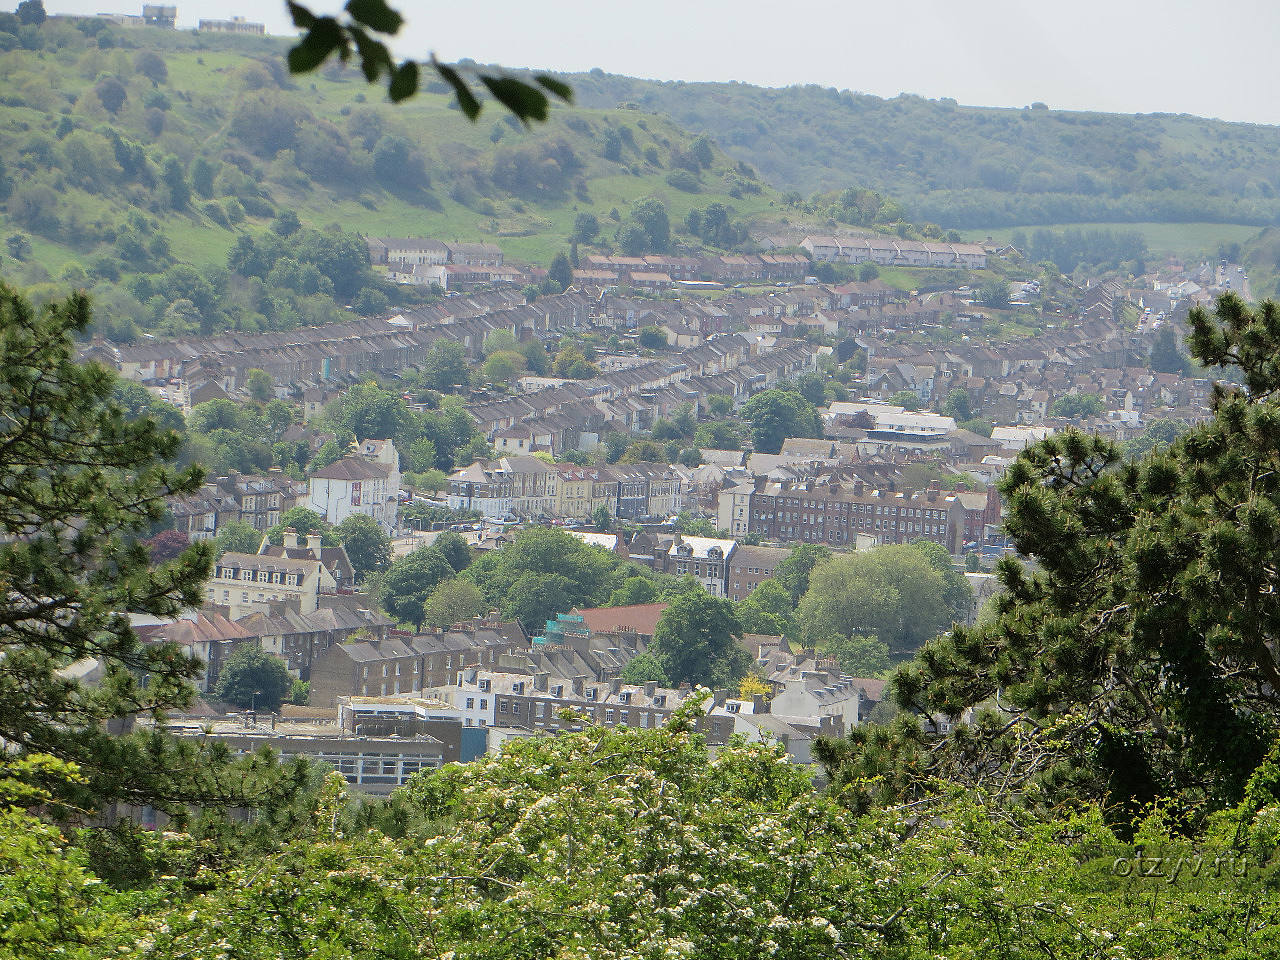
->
466, 698, 475, 709
605, 709, 615, 722
499, 701, 508, 713
512, 702, 521, 715
535, 702, 545, 717
480, 699, 487, 709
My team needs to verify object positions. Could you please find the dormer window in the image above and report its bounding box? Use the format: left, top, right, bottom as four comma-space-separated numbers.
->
479, 679, 491, 692
619, 692, 631, 704
512, 681, 524, 695
653, 695, 666, 707
586, 688, 597, 700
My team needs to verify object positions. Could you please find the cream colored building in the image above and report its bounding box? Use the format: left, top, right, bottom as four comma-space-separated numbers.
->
206, 552, 336, 619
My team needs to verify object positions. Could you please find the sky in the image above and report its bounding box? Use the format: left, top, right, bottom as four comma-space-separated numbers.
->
47, 0, 1280, 125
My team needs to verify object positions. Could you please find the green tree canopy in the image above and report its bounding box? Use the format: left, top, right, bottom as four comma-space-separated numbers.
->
1149, 320, 1190, 374
0, 282, 218, 811
213, 520, 265, 559
739, 389, 823, 454
618, 652, 671, 685
775, 543, 832, 605
736, 579, 794, 638
267, 507, 335, 546
649, 587, 749, 688
852, 294, 1280, 821
1049, 392, 1105, 419
421, 578, 488, 629
211, 645, 293, 712
796, 545, 954, 654
376, 545, 457, 630
333, 513, 391, 581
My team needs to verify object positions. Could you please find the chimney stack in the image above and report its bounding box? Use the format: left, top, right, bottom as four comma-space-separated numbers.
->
283, 528, 299, 549
306, 533, 323, 559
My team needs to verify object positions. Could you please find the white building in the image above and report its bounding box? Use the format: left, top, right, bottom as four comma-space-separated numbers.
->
667, 536, 736, 597
308, 439, 402, 532
206, 552, 335, 619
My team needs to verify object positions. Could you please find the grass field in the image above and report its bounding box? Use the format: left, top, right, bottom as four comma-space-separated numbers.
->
966, 222, 1263, 260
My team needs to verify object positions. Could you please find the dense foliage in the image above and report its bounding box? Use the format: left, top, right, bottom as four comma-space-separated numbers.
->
822, 296, 1280, 828
571, 72, 1280, 228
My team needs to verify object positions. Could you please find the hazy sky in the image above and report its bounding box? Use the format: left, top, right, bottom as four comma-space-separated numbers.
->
49, 0, 1280, 125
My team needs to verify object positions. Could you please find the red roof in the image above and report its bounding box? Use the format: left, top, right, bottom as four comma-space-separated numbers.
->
572, 602, 669, 637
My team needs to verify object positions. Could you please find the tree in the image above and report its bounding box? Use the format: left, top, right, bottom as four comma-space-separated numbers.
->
796, 546, 954, 654
0, 283, 222, 811
245, 368, 274, 404
572, 211, 599, 243
739, 389, 823, 455
736, 579, 794, 638
377, 546, 456, 630
548, 252, 573, 292
618, 652, 670, 685
889, 389, 922, 411
1149, 321, 1189, 374
908, 538, 973, 623
637, 326, 668, 350
272, 210, 302, 237
161, 157, 190, 209
144, 529, 191, 563
822, 633, 891, 676
871, 294, 1280, 820
214, 520, 264, 558
15, 0, 44, 25
421, 578, 487, 629
422, 339, 469, 392
430, 531, 472, 573
1123, 417, 1186, 459
333, 513, 391, 581
649, 587, 749, 688
619, 440, 665, 464
133, 50, 167, 85
1049, 393, 1105, 419
591, 504, 612, 531
211, 645, 293, 712
941, 388, 971, 422
267, 507, 334, 546
775, 543, 831, 605
977, 278, 1010, 309
94, 77, 127, 116
629, 196, 670, 252
608, 575, 659, 607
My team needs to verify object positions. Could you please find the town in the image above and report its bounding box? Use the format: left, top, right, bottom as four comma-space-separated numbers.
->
77, 225, 1234, 793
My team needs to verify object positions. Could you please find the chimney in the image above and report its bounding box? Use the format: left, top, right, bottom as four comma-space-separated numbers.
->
306, 534, 323, 559
753, 694, 769, 714
571, 677, 585, 696
283, 528, 299, 549
713, 688, 727, 707
534, 671, 550, 692
644, 680, 658, 698
610, 678, 622, 695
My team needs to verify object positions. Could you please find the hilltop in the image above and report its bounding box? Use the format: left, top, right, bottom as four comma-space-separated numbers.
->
567, 71, 1280, 231
0, 19, 814, 285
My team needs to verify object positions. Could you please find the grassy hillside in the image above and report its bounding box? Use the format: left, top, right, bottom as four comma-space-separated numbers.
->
567, 72, 1280, 230
0, 20, 795, 284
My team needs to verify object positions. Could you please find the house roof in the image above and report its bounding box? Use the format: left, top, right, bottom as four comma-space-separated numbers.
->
572, 602, 669, 637
310, 458, 391, 482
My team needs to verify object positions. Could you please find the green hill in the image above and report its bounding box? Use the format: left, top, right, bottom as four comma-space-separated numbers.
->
567, 72, 1280, 231
0, 20, 799, 292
